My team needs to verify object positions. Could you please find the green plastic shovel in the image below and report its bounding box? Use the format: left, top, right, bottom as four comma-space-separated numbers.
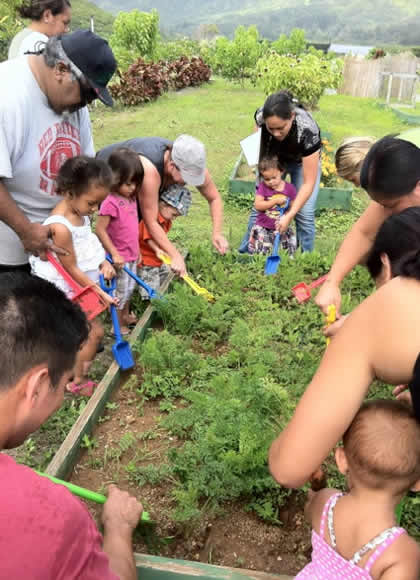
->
35, 470, 150, 522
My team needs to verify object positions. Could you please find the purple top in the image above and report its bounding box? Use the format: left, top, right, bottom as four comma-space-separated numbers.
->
99, 193, 139, 262
255, 181, 297, 230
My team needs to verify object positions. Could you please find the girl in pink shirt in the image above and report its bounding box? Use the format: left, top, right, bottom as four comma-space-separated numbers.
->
96, 148, 144, 334
296, 399, 420, 579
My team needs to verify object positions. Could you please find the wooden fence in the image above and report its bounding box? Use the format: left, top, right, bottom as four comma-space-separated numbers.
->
339, 54, 418, 101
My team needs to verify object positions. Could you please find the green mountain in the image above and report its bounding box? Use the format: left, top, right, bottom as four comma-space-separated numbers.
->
89, 0, 420, 44
71, 0, 114, 38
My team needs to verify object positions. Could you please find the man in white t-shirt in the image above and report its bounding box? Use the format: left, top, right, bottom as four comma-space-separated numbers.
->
0, 29, 116, 270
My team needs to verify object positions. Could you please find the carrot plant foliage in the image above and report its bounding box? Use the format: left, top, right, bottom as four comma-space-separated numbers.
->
133, 246, 374, 524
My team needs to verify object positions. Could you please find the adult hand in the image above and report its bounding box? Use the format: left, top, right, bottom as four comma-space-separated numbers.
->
170, 252, 187, 277
276, 213, 292, 235
212, 233, 229, 255
310, 466, 327, 491
392, 384, 413, 408
102, 485, 143, 535
21, 223, 68, 260
323, 314, 348, 338
315, 280, 342, 317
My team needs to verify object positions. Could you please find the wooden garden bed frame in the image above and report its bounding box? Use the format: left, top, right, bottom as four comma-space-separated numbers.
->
45, 264, 293, 580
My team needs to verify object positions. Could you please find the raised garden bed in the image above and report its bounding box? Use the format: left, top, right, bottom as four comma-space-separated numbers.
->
44, 248, 418, 578
229, 153, 353, 213
389, 105, 420, 125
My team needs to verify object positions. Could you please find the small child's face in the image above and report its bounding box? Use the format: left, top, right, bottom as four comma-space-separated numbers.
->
118, 180, 137, 198
159, 203, 181, 221
69, 183, 108, 217
261, 168, 283, 190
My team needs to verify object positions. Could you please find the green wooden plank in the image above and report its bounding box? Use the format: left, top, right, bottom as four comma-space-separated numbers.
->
229, 155, 353, 211
134, 554, 293, 580
45, 270, 176, 479
390, 107, 420, 126
316, 187, 352, 211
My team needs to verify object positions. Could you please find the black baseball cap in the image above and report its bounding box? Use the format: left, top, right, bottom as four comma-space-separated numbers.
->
60, 30, 117, 107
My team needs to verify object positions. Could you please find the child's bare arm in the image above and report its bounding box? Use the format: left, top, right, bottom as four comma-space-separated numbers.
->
304, 488, 339, 529
96, 215, 124, 268
379, 540, 420, 579
51, 224, 117, 305
254, 195, 280, 211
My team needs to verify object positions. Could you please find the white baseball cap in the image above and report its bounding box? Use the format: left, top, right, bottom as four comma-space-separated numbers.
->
171, 134, 206, 186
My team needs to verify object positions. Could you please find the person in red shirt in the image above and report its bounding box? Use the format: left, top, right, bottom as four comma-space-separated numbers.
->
138, 184, 192, 299
0, 272, 143, 580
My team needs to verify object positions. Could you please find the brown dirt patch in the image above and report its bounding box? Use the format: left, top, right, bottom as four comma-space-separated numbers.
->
70, 374, 311, 576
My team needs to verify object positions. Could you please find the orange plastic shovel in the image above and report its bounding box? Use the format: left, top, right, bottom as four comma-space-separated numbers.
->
292, 274, 328, 304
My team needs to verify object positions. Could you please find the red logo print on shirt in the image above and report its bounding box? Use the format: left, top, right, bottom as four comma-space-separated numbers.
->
38, 121, 81, 195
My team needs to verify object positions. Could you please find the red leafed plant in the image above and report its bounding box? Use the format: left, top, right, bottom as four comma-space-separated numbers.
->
110, 56, 211, 106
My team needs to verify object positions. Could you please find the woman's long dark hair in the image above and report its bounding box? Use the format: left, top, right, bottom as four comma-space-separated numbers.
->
360, 135, 420, 200
262, 90, 304, 121
258, 90, 305, 163
18, 0, 71, 20
367, 207, 420, 281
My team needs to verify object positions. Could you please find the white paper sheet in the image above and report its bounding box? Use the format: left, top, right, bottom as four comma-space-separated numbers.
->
240, 129, 261, 166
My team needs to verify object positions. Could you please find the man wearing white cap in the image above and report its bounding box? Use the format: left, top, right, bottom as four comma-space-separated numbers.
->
97, 135, 229, 276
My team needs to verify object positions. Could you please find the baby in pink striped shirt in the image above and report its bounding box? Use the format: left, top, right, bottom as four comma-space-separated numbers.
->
296, 399, 420, 579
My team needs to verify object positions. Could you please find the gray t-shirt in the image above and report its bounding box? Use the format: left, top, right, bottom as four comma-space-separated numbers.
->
8, 29, 48, 59
0, 56, 95, 265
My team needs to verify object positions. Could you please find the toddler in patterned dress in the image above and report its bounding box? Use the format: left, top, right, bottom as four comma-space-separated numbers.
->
296, 399, 420, 579
248, 156, 297, 256
96, 148, 144, 335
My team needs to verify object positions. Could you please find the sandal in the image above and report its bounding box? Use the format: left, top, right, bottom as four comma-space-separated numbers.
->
66, 380, 97, 397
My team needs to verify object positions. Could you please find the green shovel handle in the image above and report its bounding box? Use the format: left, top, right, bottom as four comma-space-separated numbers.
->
35, 470, 150, 521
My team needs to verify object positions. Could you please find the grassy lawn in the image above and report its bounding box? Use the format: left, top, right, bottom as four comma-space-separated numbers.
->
91, 78, 408, 252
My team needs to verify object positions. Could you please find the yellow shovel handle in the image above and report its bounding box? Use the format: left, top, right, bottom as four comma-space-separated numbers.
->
158, 253, 215, 302
325, 304, 336, 346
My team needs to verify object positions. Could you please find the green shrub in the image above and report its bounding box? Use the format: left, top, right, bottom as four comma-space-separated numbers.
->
155, 37, 201, 62
212, 25, 267, 84
109, 9, 159, 71
0, 1, 22, 62
271, 28, 307, 56
256, 50, 343, 109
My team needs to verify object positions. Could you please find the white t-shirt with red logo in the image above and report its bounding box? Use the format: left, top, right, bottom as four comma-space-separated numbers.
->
0, 56, 95, 265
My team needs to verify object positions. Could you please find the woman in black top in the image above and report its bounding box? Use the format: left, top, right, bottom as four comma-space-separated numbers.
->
239, 91, 322, 253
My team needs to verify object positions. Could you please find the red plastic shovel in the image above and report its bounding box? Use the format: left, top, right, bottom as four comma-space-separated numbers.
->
47, 252, 108, 320
292, 274, 328, 304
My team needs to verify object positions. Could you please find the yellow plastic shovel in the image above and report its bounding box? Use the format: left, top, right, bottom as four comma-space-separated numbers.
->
159, 254, 215, 303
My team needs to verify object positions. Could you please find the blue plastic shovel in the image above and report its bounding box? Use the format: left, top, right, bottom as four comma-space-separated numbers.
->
99, 275, 135, 371
264, 233, 281, 275
106, 256, 161, 300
